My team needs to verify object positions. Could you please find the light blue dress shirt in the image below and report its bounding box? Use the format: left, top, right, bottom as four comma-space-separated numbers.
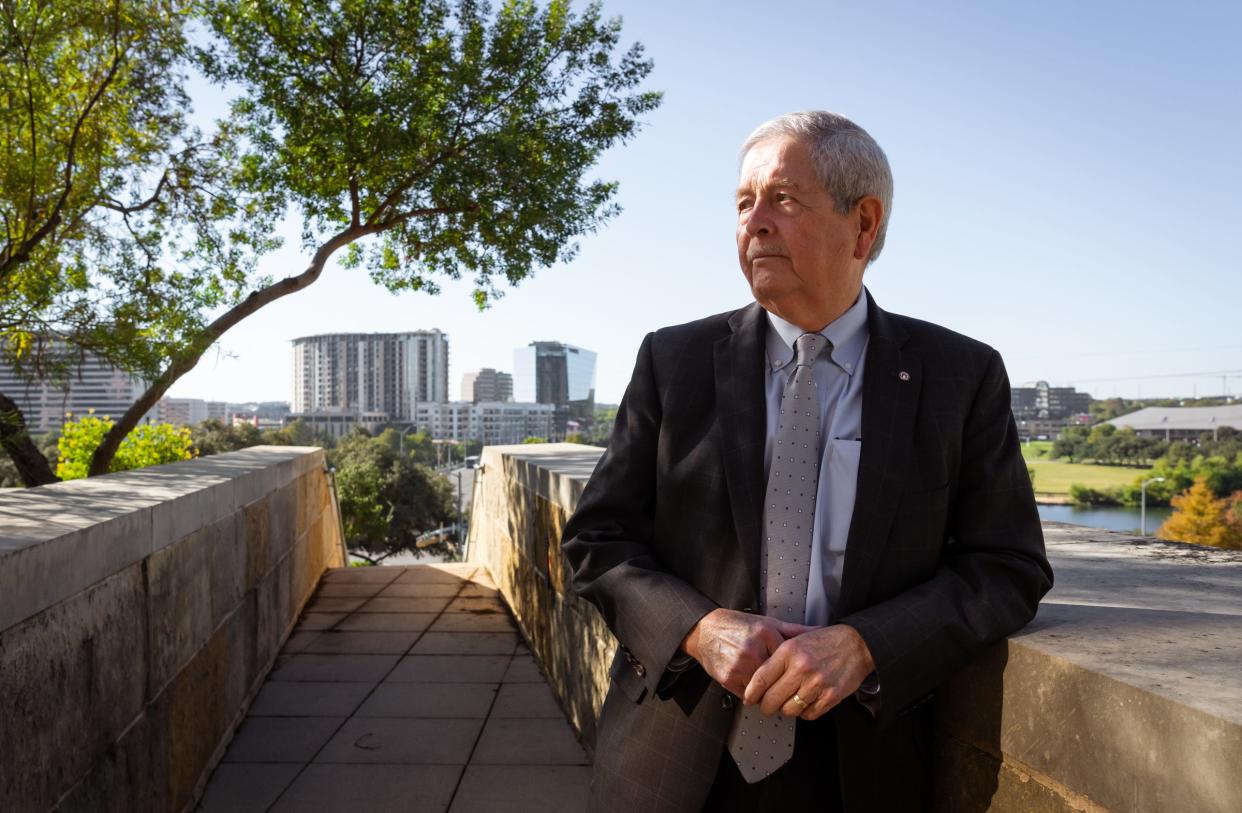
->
762, 287, 870, 627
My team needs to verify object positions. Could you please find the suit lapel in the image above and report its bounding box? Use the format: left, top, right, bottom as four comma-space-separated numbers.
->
836, 292, 921, 617
714, 302, 768, 607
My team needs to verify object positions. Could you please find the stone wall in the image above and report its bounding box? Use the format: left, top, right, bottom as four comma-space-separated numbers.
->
466, 443, 1242, 812
0, 446, 345, 813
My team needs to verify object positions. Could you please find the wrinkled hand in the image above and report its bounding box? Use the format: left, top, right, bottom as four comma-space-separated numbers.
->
681, 609, 805, 697
742, 624, 875, 720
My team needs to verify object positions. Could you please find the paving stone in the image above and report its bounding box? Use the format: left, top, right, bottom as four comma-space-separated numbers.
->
249, 681, 374, 717
502, 656, 545, 683
294, 612, 344, 631
444, 597, 507, 614
430, 613, 515, 633
334, 612, 437, 632
355, 683, 497, 718
492, 682, 563, 718
449, 765, 591, 813
322, 567, 402, 583
303, 596, 367, 613
221, 716, 344, 763
471, 718, 588, 765
456, 584, 500, 599
360, 596, 452, 614
411, 632, 518, 655
197, 763, 302, 812
314, 717, 483, 764
299, 631, 420, 655
386, 655, 511, 683
270, 654, 400, 683
315, 582, 387, 598
270, 764, 461, 813
378, 582, 461, 598
280, 630, 319, 655
396, 567, 475, 584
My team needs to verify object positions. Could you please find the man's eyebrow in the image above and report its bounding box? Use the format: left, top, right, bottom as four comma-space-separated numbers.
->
736, 176, 801, 198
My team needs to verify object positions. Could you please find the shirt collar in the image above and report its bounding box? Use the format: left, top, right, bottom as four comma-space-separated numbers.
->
764, 287, 870, 376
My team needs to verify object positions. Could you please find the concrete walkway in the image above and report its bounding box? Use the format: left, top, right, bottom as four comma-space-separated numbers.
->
196, 563, 590, 812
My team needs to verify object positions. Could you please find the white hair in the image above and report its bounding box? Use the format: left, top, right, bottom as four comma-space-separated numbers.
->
740, 111, 894, 263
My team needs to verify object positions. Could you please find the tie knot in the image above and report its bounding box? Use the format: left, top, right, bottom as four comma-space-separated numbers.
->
793, 333, 829, 367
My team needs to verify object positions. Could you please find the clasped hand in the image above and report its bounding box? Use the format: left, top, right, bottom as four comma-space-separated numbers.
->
681, 608, 875, 720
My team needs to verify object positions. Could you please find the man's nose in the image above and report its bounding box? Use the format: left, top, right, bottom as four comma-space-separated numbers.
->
743, 201, 774, 236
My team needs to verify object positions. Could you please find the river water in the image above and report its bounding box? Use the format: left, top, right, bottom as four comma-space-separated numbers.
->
1037, 503, 1173, 535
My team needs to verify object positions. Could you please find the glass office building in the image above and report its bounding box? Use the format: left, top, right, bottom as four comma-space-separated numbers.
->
513, 341, 597, 439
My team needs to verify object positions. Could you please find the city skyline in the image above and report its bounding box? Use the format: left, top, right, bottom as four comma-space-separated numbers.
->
166, 1, 1241, 406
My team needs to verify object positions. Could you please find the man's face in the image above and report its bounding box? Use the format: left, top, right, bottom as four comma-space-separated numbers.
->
736, 136, 864, 321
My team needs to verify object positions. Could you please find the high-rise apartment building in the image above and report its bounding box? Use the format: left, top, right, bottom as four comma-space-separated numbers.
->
292, 330, 449, 420
0, 344, 157, 434
461, 368, 513, 403
513, 341, 596, 439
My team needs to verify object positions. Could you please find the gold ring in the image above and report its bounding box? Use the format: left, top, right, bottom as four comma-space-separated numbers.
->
792, 693, 808, 708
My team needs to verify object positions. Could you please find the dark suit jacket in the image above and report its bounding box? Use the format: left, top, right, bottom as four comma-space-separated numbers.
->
561, 291, 1053, 812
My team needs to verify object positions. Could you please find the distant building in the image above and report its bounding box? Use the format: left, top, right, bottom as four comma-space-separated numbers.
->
156, 397, 231, 426
292, 330, 449, 420
283, 409, 390, 439
1106, 404, 1242, 441
412, 401, 554, 445
461, 368, 513, 403
1011, 381, 1092, 421
0, 342, 157, 434
513, 341, 597, 439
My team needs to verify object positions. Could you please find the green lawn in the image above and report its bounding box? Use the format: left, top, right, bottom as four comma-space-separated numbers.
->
1020, 440, 1054, 460
1026, 458, 1149, 496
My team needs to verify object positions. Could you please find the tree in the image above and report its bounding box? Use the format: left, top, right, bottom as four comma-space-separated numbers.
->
1, 0, 659, 485
55, 412, 193, 479
82, 0, 659, 477
330, 429, 457, 561
1157, 476, 1242, 549
0, 0, 277, 485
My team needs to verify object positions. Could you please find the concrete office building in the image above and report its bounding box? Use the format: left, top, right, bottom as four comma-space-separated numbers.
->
292, 330, 449, 421
1011, 380, 1092, 421
413, 401, 555, 445
513, 341, 597, 439
461, 368, 514, 404
157, 398, 231, 426
1106, 404, 1242, 441
0, 344, 157, 434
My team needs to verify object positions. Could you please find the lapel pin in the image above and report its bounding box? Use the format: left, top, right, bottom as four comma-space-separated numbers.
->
898, 371, 911, 382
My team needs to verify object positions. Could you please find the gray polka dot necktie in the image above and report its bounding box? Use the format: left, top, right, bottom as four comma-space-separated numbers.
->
727, 331, 829, 784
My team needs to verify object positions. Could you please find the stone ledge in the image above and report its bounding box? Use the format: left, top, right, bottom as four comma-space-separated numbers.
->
0, 446, 324, 632
468, 444, 1242, 813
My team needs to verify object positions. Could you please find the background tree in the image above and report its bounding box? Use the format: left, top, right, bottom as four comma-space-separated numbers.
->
1157, 476, 1242, 548
83, 0, 659, 478
0, 0, 277, 485
54, 412, 193, 479
330, 429, 457, 562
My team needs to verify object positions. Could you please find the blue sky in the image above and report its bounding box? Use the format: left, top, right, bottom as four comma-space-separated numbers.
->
170, 0, 1242, 406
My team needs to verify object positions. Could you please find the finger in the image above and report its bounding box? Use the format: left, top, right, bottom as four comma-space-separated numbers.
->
781, 686, 815, 718
759, 666, 804, 717
743, 647, 786, 705
775, 621, 816, 638
800, 685, 841, 721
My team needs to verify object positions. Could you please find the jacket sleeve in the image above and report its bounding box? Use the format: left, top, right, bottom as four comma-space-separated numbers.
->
837, 348, 1054, 725
560, 332, 719, 696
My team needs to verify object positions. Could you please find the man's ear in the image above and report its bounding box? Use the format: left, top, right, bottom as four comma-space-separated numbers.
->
853, 196, 884, 261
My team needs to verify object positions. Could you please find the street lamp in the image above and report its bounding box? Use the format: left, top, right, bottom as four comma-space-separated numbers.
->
1140, 477, 1166, 536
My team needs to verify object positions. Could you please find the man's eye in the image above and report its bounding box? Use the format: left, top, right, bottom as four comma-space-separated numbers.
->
737, 200, 753, 212
776, 192, 793, 203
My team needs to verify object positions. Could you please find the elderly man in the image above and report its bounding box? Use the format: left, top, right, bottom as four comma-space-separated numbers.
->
561, 111, 1052, 812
